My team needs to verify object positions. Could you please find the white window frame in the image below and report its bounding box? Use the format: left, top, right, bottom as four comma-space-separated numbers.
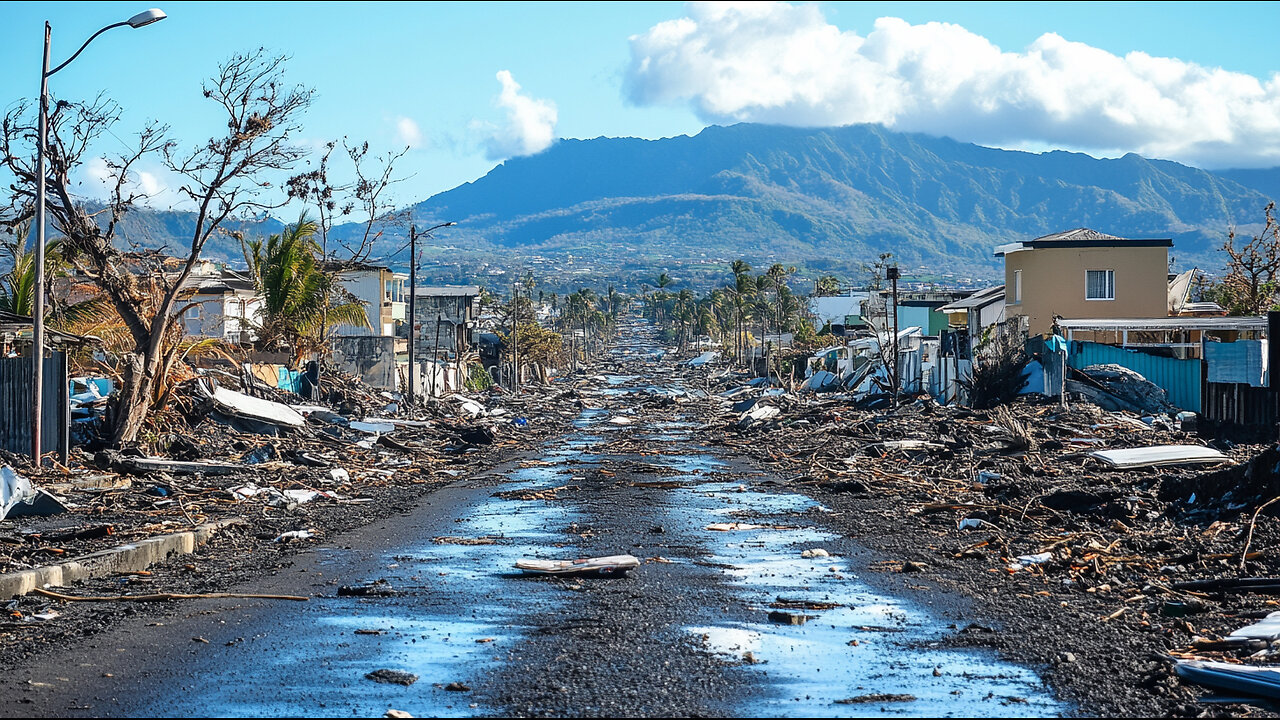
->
1085, 269, 1115, 301
1013, 269, 1022, 304
185, 305, 201, 320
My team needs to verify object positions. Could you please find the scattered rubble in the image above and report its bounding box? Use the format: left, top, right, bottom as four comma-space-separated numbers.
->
365, 669, 418, 686
8, 315, 1280, 716
665, 345, 1280, 713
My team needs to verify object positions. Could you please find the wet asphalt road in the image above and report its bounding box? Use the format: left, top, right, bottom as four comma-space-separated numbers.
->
6, 323, 1066, 718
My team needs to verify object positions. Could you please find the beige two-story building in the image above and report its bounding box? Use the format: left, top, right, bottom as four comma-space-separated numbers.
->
995, 228, 1172, 336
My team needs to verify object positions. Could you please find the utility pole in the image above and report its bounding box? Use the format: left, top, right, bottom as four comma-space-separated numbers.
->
887, 266, 901, 404
407, 223, 418, 407
405, 221, 455, 407
430, 311, 442, 400
29, 9, 167, 463
510, 275, 519, 393
31, 23, 50, 463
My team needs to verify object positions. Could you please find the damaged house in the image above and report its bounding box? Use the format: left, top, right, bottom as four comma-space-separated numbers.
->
407, 285, 481, 397
181, 266, 263, 344
322, 262, 409, 391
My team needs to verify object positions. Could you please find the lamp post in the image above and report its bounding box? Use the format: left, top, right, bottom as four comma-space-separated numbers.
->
31, 8, 167, 463
406, 221, 455, 408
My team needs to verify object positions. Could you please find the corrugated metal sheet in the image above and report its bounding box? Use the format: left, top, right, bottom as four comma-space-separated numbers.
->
0, 353, 69, 461
1068, 341, 1202, 412
1206, 340, 1268, 387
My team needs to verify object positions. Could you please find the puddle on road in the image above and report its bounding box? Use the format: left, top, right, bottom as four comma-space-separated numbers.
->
130, 428, 601, 719
578, 361, 1063, 717
666, 468, 1064, 717
581, 356, 1063, 716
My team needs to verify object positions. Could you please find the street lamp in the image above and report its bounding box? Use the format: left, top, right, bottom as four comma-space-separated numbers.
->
406, 221, 456, 408
31, 9, 166, 462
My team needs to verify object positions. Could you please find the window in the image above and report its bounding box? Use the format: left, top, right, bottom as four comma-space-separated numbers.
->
186, 306, 201, 320
1085, 269, 1114, 300
1013, 269, 1022, 304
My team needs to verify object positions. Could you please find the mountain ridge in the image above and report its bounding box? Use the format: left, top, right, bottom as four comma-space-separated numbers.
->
112, 123, 1280, 279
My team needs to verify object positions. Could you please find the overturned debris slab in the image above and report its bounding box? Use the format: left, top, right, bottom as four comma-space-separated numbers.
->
1231, 611, 1280, 641
514, 554, 640, 575
116, 456, 245, 476
198, 379, 305, 429
1, 466, 37, 521
1089, 445, 1229, 469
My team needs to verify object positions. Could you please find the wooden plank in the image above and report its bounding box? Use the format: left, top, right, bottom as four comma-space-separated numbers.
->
514, 555, 641, 575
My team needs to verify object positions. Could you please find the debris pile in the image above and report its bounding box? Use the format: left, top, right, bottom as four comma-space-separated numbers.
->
0, 367, 584, 585
677, 352, 1280, 708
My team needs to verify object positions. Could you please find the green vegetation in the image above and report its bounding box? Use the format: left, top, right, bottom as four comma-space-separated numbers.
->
641, 258, 811, 378
241, 214, 370, 364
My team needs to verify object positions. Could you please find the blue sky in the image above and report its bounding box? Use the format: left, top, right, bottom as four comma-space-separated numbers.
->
4, 1, 1280, 212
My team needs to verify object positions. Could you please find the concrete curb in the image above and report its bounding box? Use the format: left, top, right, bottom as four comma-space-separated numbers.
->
0, 517, 246, 599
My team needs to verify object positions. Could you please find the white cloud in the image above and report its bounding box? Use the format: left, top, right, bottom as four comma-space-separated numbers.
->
480, 70, 558, 160
136, 170, 163, 197
395, 116, 424, 149
83, 156, 113, 189
78, 157, 174, 207
625, 1, 1280, 168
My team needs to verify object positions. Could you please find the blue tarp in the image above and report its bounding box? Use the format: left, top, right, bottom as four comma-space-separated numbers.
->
277, 367, 301, 394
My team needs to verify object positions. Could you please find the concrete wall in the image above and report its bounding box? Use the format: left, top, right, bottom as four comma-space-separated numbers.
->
1005, 245, 1168, 335
411, 294, 475, 356
406, 361, 462, 398
329, 335, 398, 390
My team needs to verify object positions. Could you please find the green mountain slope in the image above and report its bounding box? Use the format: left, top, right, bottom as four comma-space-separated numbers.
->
114, 123, 1275, 278
369, 123, 1266, 274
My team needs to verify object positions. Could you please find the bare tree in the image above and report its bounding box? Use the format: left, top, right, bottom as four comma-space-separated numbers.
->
1, 49, 312, 445
285, 138, 408, 264
339, 140, 409, 263
1207, 202, 1280, 315
285, 140, 349, 262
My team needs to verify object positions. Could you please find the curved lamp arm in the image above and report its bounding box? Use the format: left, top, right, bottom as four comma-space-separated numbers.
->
47, 21, 129, 77
47, 9, 166, 77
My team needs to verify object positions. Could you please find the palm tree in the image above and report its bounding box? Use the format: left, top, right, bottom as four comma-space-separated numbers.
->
767, 264, 796, 376
241, 213, 369, 365
814, 275, 840, 297
731, 260, 753, 366
674, 288, 694, 350
606, 285, 620, 320
753, 274, 772, 376
653, 273, 673, 324
0, 223, 61, 318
